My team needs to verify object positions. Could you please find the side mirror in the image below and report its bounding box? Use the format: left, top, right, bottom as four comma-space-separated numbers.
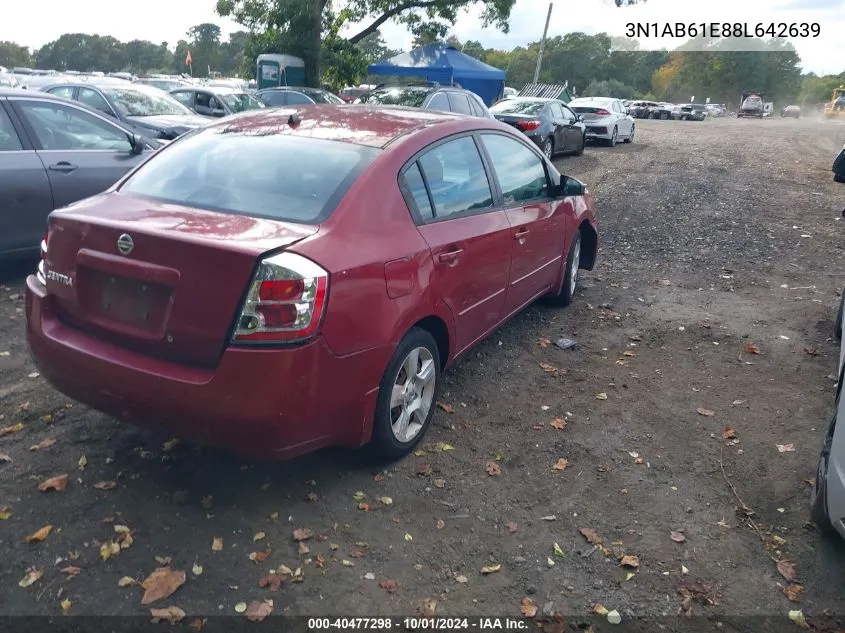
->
129, 133, 145, 155
211, 108, 226, 117
559, 177, 585, 197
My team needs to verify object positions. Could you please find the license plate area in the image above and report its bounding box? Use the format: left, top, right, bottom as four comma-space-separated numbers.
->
78, 268, 173, 337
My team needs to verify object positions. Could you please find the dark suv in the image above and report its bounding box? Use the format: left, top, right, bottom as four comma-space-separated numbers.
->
357, 84, 492, 118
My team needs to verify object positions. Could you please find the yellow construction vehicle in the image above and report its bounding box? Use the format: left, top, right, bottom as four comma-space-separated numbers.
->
823, 86, 845, 118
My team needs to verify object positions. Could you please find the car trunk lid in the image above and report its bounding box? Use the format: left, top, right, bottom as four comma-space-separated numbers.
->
492, 113, 542, 131
44, 193, 317, 367
571, 105, 611, 121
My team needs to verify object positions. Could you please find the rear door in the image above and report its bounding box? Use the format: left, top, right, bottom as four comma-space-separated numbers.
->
547, 103, 567, 151
0, 100, 53, 256
10, 97, 147, 209
478, 132, 564, 313
398, 134, 512, 354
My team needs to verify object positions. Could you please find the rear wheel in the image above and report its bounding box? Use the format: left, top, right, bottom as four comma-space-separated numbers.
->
542, 137, 554, 159
811, 386, 839, 531
834, 173, 845, 183
370, 328, 441, 461
548, 231, 581, 307
836, 288, 844, 339
606, 127, 617, 147
623, 125, 634, 143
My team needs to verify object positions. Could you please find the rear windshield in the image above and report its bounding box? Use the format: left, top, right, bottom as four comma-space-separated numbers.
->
119, 128, 380, 224
489, 100, 544, 115
360, 88, 428, 107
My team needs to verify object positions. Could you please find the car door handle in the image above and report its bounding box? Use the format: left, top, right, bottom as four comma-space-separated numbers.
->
514, 229, 530, 240
48, 162, 78, 173
438, 249, 463, 264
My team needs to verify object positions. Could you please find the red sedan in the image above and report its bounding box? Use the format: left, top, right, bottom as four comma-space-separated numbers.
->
25, 105, 598, 461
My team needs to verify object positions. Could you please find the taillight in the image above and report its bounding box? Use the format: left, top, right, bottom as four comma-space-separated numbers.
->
516, 120, 541, 131
232, 252, 328, 343
36, 231, 47, 285
595, 109, 610, 115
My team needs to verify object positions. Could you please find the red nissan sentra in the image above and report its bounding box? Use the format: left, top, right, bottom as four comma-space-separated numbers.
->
26, 105, 598, 461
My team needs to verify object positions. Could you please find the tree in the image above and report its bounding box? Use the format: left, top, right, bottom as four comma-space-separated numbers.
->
0, 41, 32, 68
187, 23, 223, 76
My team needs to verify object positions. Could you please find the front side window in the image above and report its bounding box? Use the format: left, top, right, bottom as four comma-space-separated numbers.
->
480, 133, 550, 205
102, 87, 193, 117
17, 101, 132, 151
119, 130, 380, 224
171, 91, 195, 107
416, 136, 493, 220
258, 90, 287, 106
78, 88, 113, 115
47, 86, 74, 100
0, 105, 23, 151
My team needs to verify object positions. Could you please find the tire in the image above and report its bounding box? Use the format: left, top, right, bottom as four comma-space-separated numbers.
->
606, 127, 617, 147
542, 137, 554, 160
834, 173, 845, 183
811, 381, 839, 531
623, 125, 634, 143
548, 231, 582, 307
836, 288, 844, 339
370, 328, 441, 461
573, 133, 585, 156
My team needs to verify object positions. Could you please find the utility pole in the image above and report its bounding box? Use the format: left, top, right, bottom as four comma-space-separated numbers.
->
533, 2, 553, 84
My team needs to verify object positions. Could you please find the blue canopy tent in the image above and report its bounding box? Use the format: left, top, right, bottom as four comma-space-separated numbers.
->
368, 43, 506, 106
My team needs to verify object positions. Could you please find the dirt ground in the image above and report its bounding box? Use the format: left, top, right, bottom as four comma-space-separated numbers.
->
2, 116, 845, 628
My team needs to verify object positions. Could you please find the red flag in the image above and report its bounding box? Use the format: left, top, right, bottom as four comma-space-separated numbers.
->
185, 50, 192, 66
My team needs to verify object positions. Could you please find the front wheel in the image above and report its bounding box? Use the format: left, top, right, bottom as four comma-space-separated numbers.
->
542, 137, 554, 159
835, 287, 844, 339
811, 397, 838, 532
573, 133, 585, 156
548, 231, 581, 307
370, 328, 441, 461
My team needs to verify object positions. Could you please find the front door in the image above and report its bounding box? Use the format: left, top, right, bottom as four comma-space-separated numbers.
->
398, 135, 512, 354
12, 99, 146, 209
478, 132, 565, 313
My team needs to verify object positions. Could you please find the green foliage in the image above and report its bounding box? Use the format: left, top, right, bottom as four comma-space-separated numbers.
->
187, 23, 223, 75
583, 78, 637, 99
0, 41, 33, 68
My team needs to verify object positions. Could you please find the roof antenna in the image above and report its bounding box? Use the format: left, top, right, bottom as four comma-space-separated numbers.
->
288, 113, 301, 127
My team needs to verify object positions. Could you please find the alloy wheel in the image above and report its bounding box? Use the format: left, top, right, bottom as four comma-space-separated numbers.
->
389, 347, 436, 443
569, 237, 581, 296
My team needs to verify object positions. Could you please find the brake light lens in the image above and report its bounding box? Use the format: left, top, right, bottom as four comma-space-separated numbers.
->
515, 120, 541, 131
232, 252, 329, 343
36, 231, 47, 285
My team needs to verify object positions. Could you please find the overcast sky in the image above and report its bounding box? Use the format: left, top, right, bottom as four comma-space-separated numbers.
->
2, 0, 842, 75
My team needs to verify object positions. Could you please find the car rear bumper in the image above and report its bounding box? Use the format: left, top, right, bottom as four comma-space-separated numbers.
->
26, 275, 386, 460
584, 124, 611, 139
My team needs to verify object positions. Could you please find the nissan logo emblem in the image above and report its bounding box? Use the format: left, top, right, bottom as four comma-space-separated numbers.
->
117, 233, 134, 256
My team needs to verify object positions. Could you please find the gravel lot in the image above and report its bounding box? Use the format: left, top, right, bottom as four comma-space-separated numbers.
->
1, 116, 845, 628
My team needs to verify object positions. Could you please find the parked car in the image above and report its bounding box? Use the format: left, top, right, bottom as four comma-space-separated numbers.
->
628, 100, 658, 119
568, 97, 635, 146
781, 105, 801, 118
833, 144, 845, 183
25, 105, 598, 461
677, 104, 706, 121
135, 77, 192, 92
41, 82, 212, 140
0, 88, 160, 260
357, 85, 492, 118
339, 86, 370, 103
654, 102, 674, 120
255, 86, 345, 106
488, 97, 585, 158
810, 285, 845, 539
170, 86, 265, 117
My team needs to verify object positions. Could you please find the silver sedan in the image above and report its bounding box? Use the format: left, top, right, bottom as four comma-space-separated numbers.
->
568, 97, 635, 147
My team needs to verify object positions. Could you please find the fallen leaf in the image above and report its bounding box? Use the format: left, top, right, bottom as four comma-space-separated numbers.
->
722, 427, 737, 440
480, 563, 501, 574
777, 559, 797, 583
433, 442, 455, 452
776, 444, 795, 453
77, 455, 87, 470
100, 541, 120, 561
29, 438, 56, 451
436, 519, 445, 530
743, 342, 760, 355
150, 606, 186, 624
553, 542, 565, 558
696, 408, 715, 417
189, 618, 207, 632
539, 362, 557, 375
234, 602, 247, 614
783, 584, 802, 602
625, 571, 635, 581
253, 531, 266, 542
211, 537, 223, 551
550, 418, 567, 430
455, 574, 468, 583
0, 452, 10, 462
19, 567, 42, 587
59, 566, 81, 576
25, 525, 52, 543
579, 527, 602, 545
245, 599, 273, 622
485, 461, 501, 476
592, 604, 609, 616
670, 531, 686, 543
437, 402, 453, 413
771, 535, 786, 547
417, 464, 432, 476
0, 505, 12, 520
37, 474, 68, 492
623, 350, 637, 357
434, 478, 445, 488
259, 574, 283, 592
681, 565, 689, 575
546, 557, 555, 567
352, 491, 366, 501
306, 492, 319, 502
552, 458, 569, 471
537, 337, 551, 348
788, 610, 808, 629
348, 548, 366, 558
161, 439, 181, 452
277, 565, 294, 576
404, 533, 413, 542
520, 597, 538, 618
358, 502, 372, 511
154, 556, 170, 565
0, 422, 24, 437
620, 554, 640, 568
292, 528, 313, 541
298, 542, 310, 554
373, 472, 386, 481
607, 609, 622, 624
118, 576, 136, 587
379, 579, 398, 593
595, 392, 608, 400
506, 521, 517, 533
341, 559, 354, 567
192, 563, 203, 576
94, 481, 118, 490
60, 598, 72, 614
248, 551, 270, 563
141, 567, 186, 605
418, 598, 437, 617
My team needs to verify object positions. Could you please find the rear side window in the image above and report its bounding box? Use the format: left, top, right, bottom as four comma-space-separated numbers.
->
398, 163, 434, 222
480, 133, 550, 204
286, 91, 313, 105
259, 91, 286, 106
448, 93, 472, 115
0, 105, 22, 151
416, 136, 493, 220
427, 93, 449, 112
120, 130, 380, 224
47, 86, 74, 100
